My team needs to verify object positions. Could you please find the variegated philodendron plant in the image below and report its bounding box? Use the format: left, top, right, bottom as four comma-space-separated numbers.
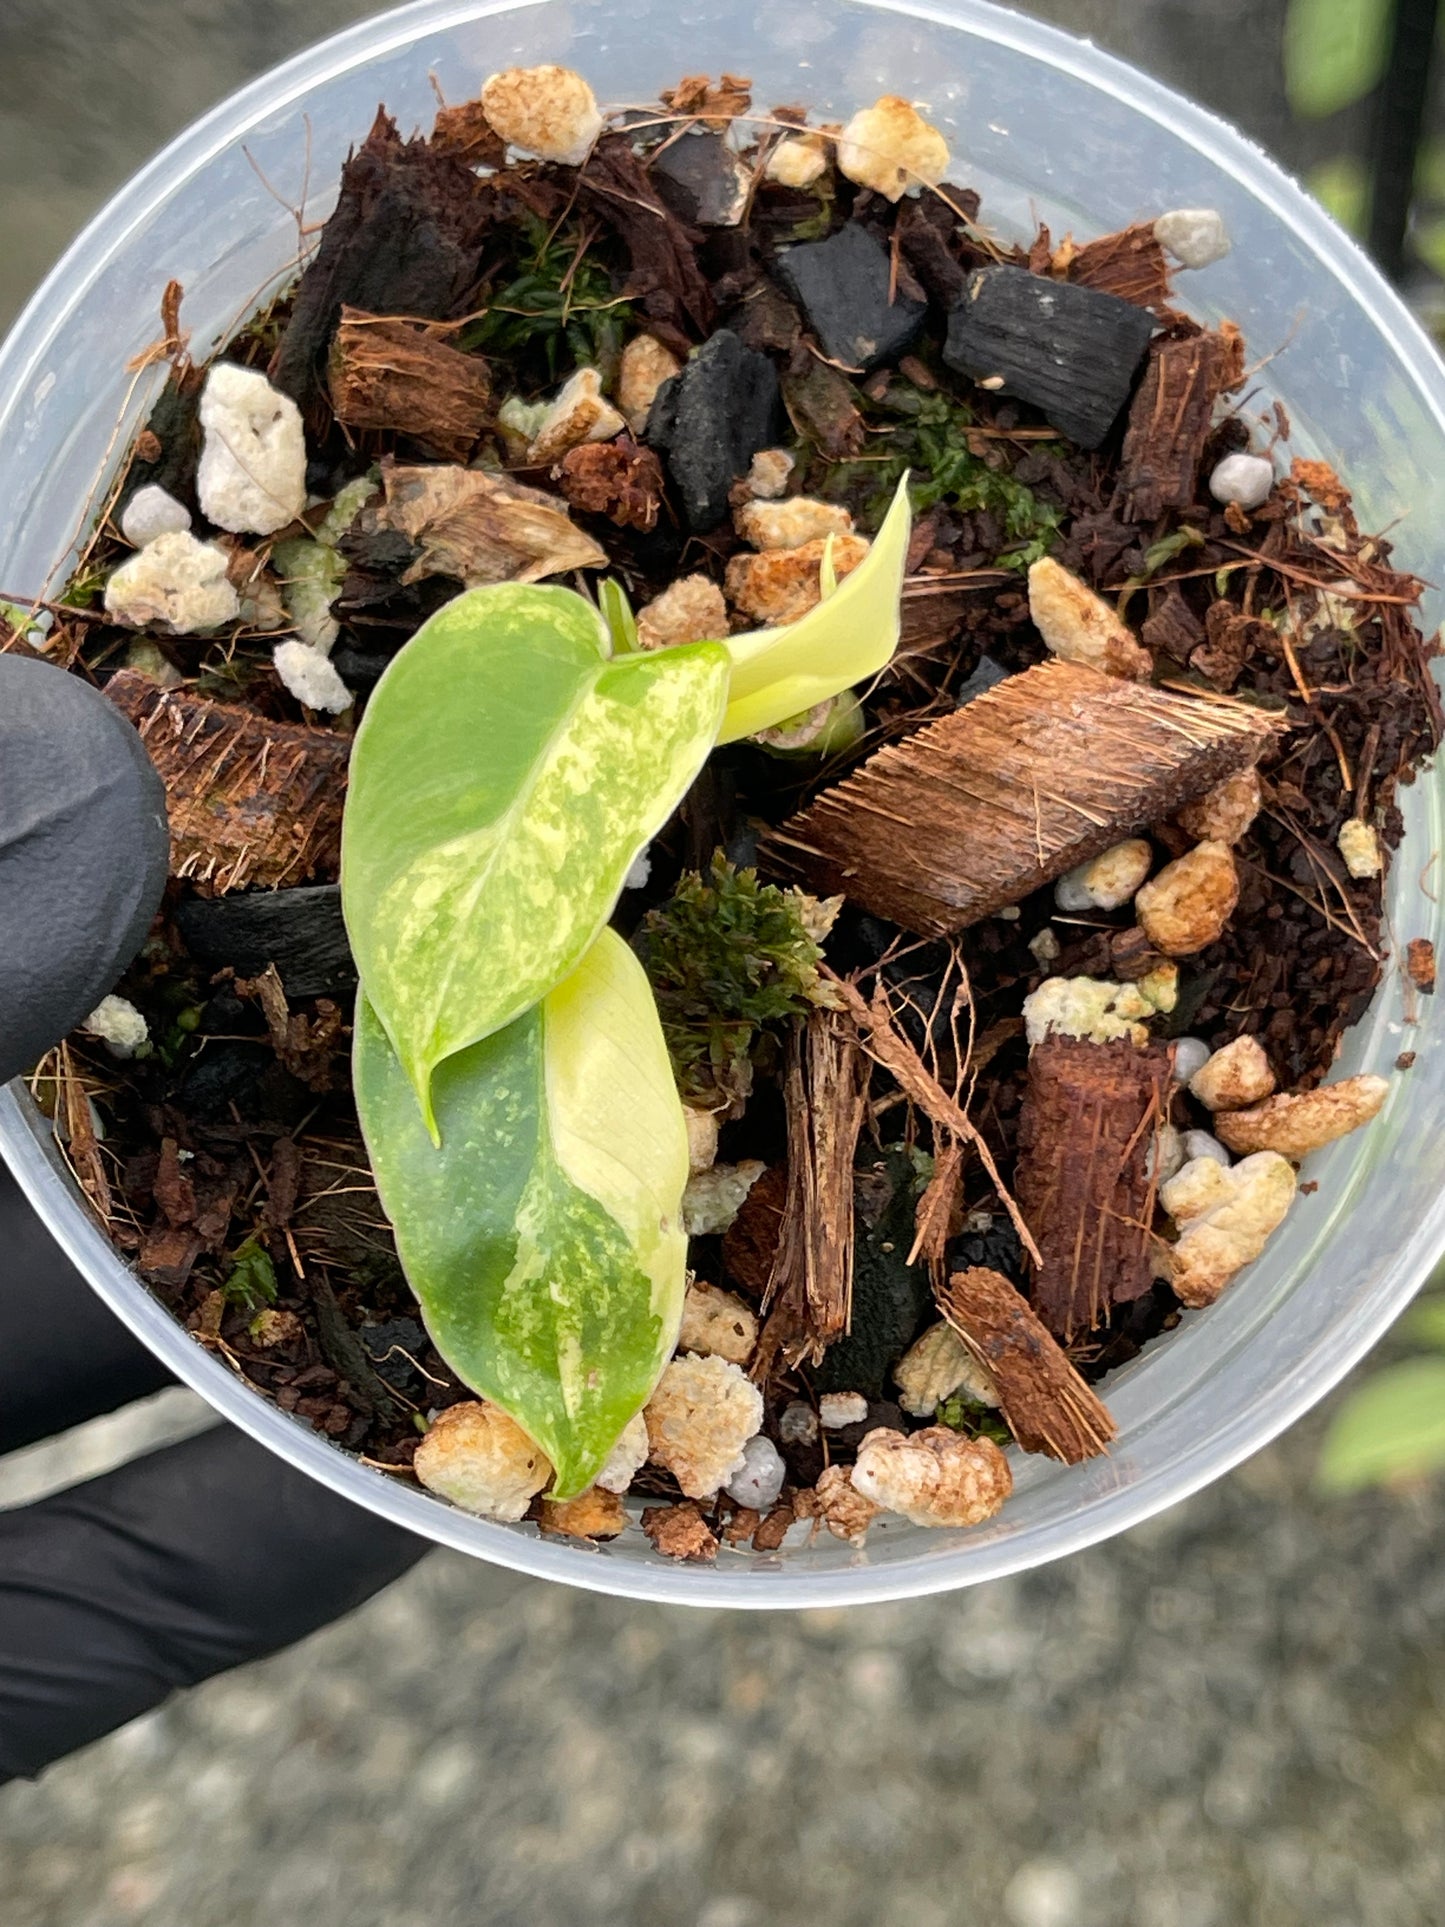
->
342, 480, 911, 1496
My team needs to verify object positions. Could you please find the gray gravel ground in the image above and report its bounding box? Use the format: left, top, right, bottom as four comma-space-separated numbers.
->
3, 1398, 1445, 1927
3, 3, 1444, 1922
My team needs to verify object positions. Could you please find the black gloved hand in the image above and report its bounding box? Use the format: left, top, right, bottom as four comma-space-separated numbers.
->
0, 656, 426, 1781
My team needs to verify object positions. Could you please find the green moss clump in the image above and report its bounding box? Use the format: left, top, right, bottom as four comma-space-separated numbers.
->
635, 854, 834, 1109
459, 214, 634, 389
821, 382, 1065, 570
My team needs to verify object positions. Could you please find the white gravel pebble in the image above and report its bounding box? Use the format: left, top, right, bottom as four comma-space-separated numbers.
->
1209, 452, 1275, 511
1153, 207, 1231, 269
197, 363, 308, 535
273, 639, 353, 714
724, 1434, 786, 1512
120, 484, 191, 546
1183, 1128, 1230, 1166
1171, 1036, 1212, 1085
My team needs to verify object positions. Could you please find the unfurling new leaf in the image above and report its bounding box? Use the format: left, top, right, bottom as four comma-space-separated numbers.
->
355, 929, 690, 1498
716, 476, 911, 743
342, 583, 730, 1134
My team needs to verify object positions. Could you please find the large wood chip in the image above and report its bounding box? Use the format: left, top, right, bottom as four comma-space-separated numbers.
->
760, 661, 1277, 936
937, 1267, 1117, 1464
1115, 330, 1234, 523
329, 309, 492, 461
104, 670, 348, 894
1014, 1034, 1171, 1342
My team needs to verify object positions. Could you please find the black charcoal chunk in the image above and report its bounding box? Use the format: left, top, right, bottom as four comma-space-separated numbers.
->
812, 1149, 932, 1398
329, 646, 395, 701
955, 654, 1012, 706
943, 264, 1155, 449
360, 1316, 430, 1394
174, 885, 355, 1002
0, 655, 168, 1084
649, 129, 751, 227
644, 329, 783, 531
776, 222, 927, 373
175, 1043, 308, 1129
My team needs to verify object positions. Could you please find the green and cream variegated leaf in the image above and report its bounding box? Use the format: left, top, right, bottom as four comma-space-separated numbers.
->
716, 476, 911, 743
355, 928, 689, 1499
342, 583, 730, 1134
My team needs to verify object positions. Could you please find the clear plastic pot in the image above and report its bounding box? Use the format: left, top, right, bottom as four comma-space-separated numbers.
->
2, 0, 1442, 1608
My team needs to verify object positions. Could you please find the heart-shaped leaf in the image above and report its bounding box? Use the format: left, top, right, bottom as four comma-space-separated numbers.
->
716, 476, 911, 743
355, 928, 689, 1497
343, 583, 729, 1133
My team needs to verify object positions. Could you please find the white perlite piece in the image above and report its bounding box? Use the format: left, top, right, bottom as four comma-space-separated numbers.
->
725, 1433, 787, 1512
197, 363, 307, 536
851, 1426, 1013, 1528
681, 1159, 766, 1237
678, 1281, 759, 1366
1153, 207, 1231, 269
1214, 1074, 1389, 1158
528, 366, 627, 465
1028, 927, 1061, 968
735, 496, 854, 551
766, 133, 829, 190
1054, 838, 1153, 913
1209, 452, 1275, 511
1338, 818, 1383, 879
1170, 1036, 1212, 1085
413, 1400, 552, 1519
636, 575, 729, 651
617, 334, 681, 431
623, 850, 652, 892
894, 1322, 1000, 1418
1160, 1152, 1296, 1307
273, 640, 353, 715
594, 1411, 649, 1494
120, 484, 191, 547
83, 994, 149, 1059
481, 64, 602, 165
1022, 974, 1165, 1050
811, 1464, 880, 1546
836, 95, 949, 200
745, 448, 796, 499
1183, 1129, 1230, 1166
644, 1353, 764, 1498
1027, 557, 1153, 680
819, 1391, 869, 1430
1189, 1034, 1276, 1112
103, 529, 240, 634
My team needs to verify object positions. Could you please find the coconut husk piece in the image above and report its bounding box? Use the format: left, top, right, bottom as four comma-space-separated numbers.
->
104, 670, 347, 894
1013, 1034, 1172, 1343
759, 661, 1278, 937
937, 1266, 1117, 1464
329, 309, 492, 461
